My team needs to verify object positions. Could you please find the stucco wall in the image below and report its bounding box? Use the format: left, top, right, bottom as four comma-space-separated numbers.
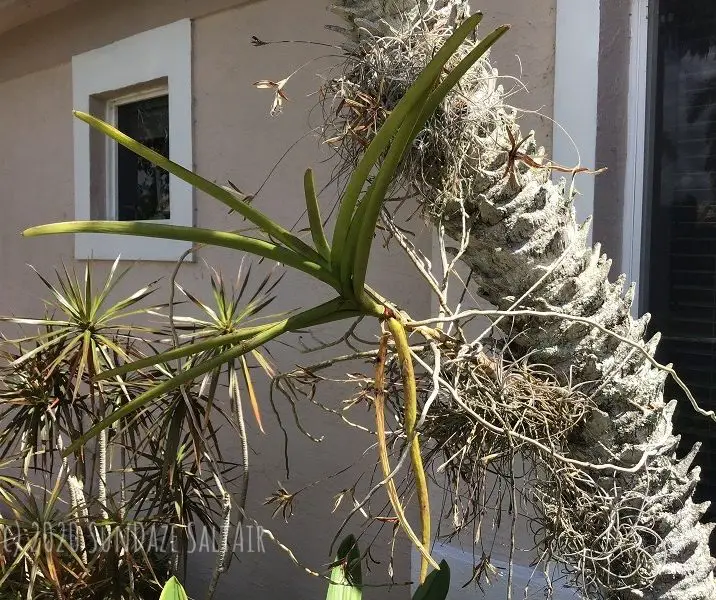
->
0, 1, 557, 598
477, 0, 557, 146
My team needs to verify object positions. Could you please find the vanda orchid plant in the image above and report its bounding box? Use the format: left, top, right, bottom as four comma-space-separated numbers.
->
23, 14, 509, 583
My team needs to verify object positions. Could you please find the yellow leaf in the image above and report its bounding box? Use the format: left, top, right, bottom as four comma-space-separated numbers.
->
241, 355, 265, 434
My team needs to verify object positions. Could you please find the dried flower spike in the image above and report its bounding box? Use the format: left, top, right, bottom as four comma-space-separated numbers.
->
253, 78, 290, 116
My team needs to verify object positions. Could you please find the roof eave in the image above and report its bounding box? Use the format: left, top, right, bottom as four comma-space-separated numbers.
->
0, 0, 83, 36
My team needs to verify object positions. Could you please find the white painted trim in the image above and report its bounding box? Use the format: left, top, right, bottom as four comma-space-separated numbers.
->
72, 19, 193, 261
622, 0, 650, 312
551, 0, 601, 243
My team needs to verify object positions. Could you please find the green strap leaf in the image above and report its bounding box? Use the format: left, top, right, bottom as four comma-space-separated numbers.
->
73, 110, 322, 263
349, 97, 429, 298
340, 180, 374, 293
24, 220, 340, 290
63, 298, 360, 456
96, 325, 271, 380
64, 327, 287, 456
349, 25, 510, 298
304, 168, 332, 261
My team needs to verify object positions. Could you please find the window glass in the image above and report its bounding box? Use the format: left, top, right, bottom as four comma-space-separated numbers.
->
116, 95, 170, 221
648, 0, 716, 520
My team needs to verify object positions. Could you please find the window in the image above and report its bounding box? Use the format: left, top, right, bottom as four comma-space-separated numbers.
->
72, 20, 193, 261
113, 93, 171, 222
643, 0, 716, 524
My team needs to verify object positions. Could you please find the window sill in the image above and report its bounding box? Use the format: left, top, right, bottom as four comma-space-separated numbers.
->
75, 234, 192, 262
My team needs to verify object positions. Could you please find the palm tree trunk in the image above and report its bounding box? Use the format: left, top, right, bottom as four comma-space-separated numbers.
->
327, 2, 716, 598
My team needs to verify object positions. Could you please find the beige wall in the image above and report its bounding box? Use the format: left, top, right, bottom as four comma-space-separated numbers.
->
477, 0, 557, 145
0, 1, 557, 598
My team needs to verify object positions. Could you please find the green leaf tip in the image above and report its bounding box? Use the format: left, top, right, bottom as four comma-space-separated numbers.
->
412, 560, 450, 600
327, 534, 362, 600
159, 576, 189, 600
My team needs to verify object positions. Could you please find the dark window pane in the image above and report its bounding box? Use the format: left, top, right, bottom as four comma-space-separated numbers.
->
647, 0, 716, 524
116, 95, 170, 221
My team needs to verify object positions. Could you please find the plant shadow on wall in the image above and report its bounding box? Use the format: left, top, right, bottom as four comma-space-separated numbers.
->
12, 7, 716, 600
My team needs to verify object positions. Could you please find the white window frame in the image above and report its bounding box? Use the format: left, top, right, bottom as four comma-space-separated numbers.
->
551, 0, 601, 244
72, 19, 193, 261
622, 0, 652, 313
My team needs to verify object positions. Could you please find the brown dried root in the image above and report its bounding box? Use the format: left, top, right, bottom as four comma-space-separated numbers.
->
314, 8, 695, 591
319, 12, 517, 220
404, 340, 659, 595
279, 325, 663, 595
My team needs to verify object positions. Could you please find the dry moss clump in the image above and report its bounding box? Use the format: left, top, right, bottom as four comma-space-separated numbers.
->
321, 8, 519, 220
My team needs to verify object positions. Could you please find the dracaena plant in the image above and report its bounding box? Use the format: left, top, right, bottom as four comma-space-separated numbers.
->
160, 263, 282, 435
0, 468, 85, 599
0, 261, 157, 477
23, 15, 509, 582
0, 263, 237, 599
0, 467, 174, 600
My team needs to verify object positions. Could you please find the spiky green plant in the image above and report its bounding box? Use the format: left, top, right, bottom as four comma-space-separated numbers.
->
2, 261, 157, 388
163, 263, 282, 435
0, 263, 234, 599
0, 261, 157, 474
125, 435, 240, 562
0, 344, 78, 467
0, 468, 85, 598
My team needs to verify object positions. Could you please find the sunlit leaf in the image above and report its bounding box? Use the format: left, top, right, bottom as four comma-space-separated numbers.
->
326, 534, 362, 600
159, 576, 189, 600
71, 111, 318, 261
240, 355, 264, 434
